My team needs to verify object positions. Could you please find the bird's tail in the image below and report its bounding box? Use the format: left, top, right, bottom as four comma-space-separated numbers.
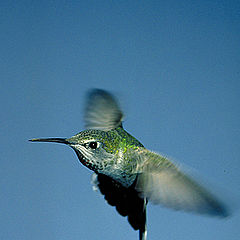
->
139, 198, 147, 240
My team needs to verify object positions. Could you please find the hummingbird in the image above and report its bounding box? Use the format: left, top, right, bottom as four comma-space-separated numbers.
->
30, 89, 229, 240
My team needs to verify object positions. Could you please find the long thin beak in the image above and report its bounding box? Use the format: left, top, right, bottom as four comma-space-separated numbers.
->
29, 138, 69, 145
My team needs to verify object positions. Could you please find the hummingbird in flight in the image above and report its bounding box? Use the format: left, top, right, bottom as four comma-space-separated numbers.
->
30, 89, 228, 240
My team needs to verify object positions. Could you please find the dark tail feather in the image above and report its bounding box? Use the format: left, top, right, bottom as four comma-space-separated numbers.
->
95, 174, 148, 238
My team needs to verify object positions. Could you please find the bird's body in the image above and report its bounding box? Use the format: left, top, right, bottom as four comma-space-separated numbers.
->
68, 127, 143, 187
30, 89, 229, 240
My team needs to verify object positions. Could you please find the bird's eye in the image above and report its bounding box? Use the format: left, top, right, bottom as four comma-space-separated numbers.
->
89, 141, 98, 149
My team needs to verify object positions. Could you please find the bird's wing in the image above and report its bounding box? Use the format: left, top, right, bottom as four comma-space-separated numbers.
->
84, 89, 124, 131
133, 148, 229, 217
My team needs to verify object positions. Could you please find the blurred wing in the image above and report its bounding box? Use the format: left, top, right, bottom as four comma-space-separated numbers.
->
134, 149, 229, 217
84, 89, 124, 131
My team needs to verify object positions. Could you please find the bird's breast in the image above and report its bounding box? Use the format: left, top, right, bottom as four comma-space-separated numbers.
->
98, 150, 137, 187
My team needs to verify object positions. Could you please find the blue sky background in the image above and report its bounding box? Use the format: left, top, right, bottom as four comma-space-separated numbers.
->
1, 1, 240, 239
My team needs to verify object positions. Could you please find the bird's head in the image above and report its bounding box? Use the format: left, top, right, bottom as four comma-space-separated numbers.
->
29, 129, 119, 172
